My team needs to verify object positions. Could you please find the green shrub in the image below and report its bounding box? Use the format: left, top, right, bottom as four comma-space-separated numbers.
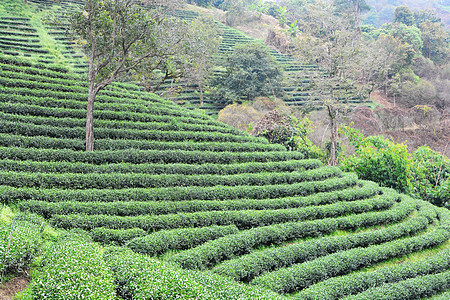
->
0, 220, 42, 278
0, 167, 341, 189
103, 247, 284, 299
296, 248, 450, 299
252, 216, 450, 294
213, 200, 435, 282
90, 227, 146, 246
340, 125, 412, 193
30, 239, 116, 299
411, 146, 450, 208
343, 270, 450, 300
127, 225, 239, 256
1, 172, 357, 204
49, 193, 390, 232
19, 181, 379, 217
169, 196, 414, 270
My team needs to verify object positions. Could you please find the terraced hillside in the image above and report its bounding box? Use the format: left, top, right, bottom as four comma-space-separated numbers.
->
0, 52, 449, 299
0, 0, 370, 116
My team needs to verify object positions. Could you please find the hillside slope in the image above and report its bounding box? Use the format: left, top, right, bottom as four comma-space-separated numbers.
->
0, 0, 449, 299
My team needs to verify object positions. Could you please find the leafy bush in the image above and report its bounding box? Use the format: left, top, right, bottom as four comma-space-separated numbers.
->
296, 248, 450, 299
19, 181, 379, 217
127, 225, 239, 256
213, 200, 434, 282
90, 227, 146, 246
169, 196, 414, 270
411, 146, 449, 208
30, 238, 116, 299
0, 220, 42, 278
1, 172, 357, 204
103, 247, 284, 299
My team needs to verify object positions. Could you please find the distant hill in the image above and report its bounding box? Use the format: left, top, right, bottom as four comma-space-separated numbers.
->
366, 0, 450, 28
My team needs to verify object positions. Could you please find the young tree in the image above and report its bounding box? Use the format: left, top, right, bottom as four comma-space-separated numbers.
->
67, 0, 189, 151
292, 1, 370, 165
212, 43, 284, 104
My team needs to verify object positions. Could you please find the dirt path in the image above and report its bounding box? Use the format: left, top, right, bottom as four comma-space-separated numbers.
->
0, 272, 29, 300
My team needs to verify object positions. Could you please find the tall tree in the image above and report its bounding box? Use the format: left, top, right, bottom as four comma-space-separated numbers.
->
292, 0, 373, 165
393, 5, 414, 26
66, 0, 189, 151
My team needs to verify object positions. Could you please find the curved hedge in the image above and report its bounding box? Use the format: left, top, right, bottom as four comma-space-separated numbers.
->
18, 181, 379, 217
126, 225, 239, 256
0, 173, 357, 204
212, 201, 436, 282
252, 209, 450, 293
169, 197, 415, 270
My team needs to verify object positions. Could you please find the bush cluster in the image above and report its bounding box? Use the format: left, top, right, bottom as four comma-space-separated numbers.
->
0, 147, 300, 165
213, 200, 435, 282
90, 227, 146, 246
252, 215, 450, 294
127, 225, 239, 256
1, 173, 357, 204
103, 247, 284, 299
30, 238, 116, 299
296, 248, 450, 299
169, 196, 414, 270
0, 167, 341, 190
19, 181, 379, 218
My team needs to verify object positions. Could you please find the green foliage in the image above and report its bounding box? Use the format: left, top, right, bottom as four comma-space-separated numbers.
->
169, 196, 415, 270
127, 225, 239, 256
90, 227, 146, 246
1, 172, 357, 204
297, 244, 450, 299
411, 146, 450, 208
30, 238, 116, 299
394, 5, 415, 26
0, 219, 42, 279
212, 43, 284, 103
103, 247, 284, 299
340, 125, 412, 193
341, 125, 449, 208
252, 215, 449, 294
213, 190, 425, 282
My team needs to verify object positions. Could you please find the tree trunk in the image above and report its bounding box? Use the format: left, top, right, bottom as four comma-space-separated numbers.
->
199, 83, 204, 106
86, 87, 96, 151
327, 105, 338, 166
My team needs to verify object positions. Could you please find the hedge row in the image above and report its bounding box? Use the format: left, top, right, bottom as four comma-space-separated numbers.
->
0, 157, 314, 176
212, 201, 436, 282
49, 195, 393, 232
29, 238, 116, 299
0, 70, 162, 105
0, 219, 42, 276
0, 119, 259, 143
252, 222, 450, 293
0, 100, 228, 127
19, 181, 378, 217
0, 167, 341, 189
0, 133, 282, 152
343, 270, 450, 300
0, 84, 211, 120
169, 197, 415, 270
0, 173, 357, 204
0, 55, 69, 73
126, 225, 239, 256
0, 110, 246, 136
0, 147, 301, 165
90, 227, 147, 246
103, 247, 285, 299
297, 248, 450, 299
0, 61, 75, 80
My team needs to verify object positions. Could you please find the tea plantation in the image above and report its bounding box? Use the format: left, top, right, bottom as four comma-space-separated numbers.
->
0, 0, 449, 299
